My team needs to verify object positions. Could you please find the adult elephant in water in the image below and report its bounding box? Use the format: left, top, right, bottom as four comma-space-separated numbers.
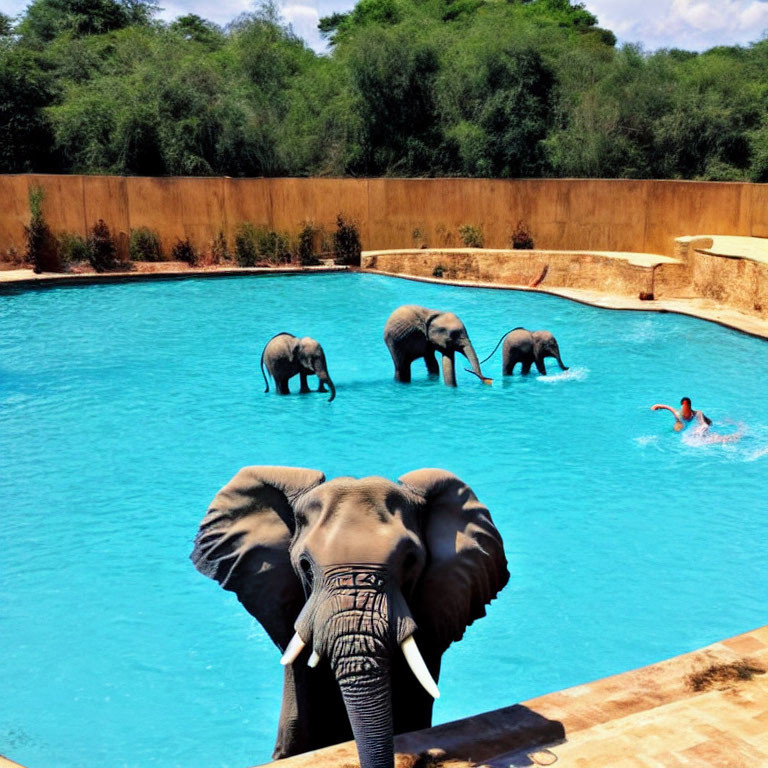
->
383, 305, 491, 386
261, 332, 336, 401
191, 466, 508, 768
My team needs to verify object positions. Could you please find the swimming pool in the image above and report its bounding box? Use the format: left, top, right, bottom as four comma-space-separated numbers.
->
1, 272, 766, 768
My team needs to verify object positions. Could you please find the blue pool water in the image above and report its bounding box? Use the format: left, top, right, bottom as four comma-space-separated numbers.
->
1, 273, 767, 768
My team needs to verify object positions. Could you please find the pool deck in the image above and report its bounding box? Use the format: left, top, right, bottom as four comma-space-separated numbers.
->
256, 625, 768, 768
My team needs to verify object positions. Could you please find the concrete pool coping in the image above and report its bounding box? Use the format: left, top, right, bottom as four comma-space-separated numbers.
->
256, 625, 768, 768
684, 235, 768, 266
2, 262, 767, 339
0, 264, 349, 290
361, 269, 768, 340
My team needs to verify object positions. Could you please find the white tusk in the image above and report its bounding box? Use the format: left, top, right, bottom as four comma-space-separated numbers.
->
400, 635, 440, 699
307, 650, 321, 668
280, 633, 306, 666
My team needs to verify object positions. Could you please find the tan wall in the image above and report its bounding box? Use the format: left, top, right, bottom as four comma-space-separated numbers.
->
0, 175, 765, 259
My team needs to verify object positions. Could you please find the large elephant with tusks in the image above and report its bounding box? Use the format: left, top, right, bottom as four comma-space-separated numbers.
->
191, 466, 508, 768
383, 305, 490, 386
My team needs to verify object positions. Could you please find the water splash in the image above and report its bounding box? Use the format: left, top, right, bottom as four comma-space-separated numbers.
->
537, 366, 588, 383
635, 435, 663, 452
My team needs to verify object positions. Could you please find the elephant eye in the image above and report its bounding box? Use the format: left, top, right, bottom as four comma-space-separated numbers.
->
299, 557, 314, 587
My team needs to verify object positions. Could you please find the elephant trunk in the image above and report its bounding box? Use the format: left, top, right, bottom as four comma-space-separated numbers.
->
461, 340, 488, 382
322, 374, 336, 402
554, 350, 568, 371
336, 664, 393, 768
322, 576, 395, 768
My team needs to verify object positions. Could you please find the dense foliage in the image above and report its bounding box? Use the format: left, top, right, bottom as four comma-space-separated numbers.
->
1, 0, 766, 180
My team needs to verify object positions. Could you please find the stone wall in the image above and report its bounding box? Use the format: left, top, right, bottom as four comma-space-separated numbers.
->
362, 249, 673, 297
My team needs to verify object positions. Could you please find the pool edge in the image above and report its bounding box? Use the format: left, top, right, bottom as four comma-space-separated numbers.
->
255, 624, 768, 768
0, 265, 349, 291
362, 268, 768, 340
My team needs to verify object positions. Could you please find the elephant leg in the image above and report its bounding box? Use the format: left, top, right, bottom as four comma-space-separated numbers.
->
442, 352, 457, 387
503, 358, 516, 376
534, 357, 547, 375
424, 348, 440, 376
299, 372, 311, 394
520, 360, 532, 375
274, 657, 351, 759
393, 353, 412, 383
277, 377, 291, 395
317, 380, 327, 392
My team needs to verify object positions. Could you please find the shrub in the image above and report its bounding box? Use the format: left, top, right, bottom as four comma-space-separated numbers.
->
297, 222, 320, 266
432, 264, 444, 278
235, 223, 259, 266
210, 231, 229, 265
458, 224, 484, 248
130, 227, 163, 262
256, 228, 291, 265
4, 246, 27, 266
510, 221, 534, 250
234, 224, 290, 266
25, 185, 63, 273
58, 233, 89, 265
87, 219, 127, 272
333, 215, 361, 266
171, 238, 198, 266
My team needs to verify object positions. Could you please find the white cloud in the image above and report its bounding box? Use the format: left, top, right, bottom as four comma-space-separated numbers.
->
584, 0, 768, 50
280, 2, 327, 52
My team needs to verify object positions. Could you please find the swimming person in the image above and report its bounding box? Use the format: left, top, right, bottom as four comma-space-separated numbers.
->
651, 397, 742, 443
651, 397, 712, 433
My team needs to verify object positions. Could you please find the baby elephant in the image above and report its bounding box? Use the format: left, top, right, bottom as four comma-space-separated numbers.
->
261, 332, 336, 401
383, 304, 490, 387
502, 328, 568, 375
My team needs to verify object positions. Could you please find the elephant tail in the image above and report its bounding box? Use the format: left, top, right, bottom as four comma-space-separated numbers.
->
261, 332, 294, 393
261, 346, 269, 393
479, 328, 520, 364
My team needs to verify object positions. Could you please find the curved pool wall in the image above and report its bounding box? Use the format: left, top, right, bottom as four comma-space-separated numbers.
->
1, 272, 766, 768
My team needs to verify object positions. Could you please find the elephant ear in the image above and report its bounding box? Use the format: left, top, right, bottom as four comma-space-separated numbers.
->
399, 469, 509, 651
191, 466, 325, 651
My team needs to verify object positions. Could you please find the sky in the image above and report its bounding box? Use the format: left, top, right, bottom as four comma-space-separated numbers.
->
2, 0, 768, 53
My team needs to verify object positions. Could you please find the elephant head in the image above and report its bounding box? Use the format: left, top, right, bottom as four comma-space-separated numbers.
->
191, 466, 508, 768
426, 311, 487, 386
296, 337, 336, 401
532, 331, 568, 373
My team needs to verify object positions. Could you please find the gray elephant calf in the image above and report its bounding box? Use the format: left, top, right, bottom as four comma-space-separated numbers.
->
261, 332, 336, 401
501, 327, 568, 375
383, 304, 491, 386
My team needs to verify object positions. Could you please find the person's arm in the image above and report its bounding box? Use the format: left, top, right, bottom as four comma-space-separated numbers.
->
651, 404, 683, 425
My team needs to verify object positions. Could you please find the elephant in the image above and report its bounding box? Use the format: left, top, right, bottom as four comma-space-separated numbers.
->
500, 328, 568, 375
383, 305, 491, 386
191, 466, 508, 768
261, 332, 336, 402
